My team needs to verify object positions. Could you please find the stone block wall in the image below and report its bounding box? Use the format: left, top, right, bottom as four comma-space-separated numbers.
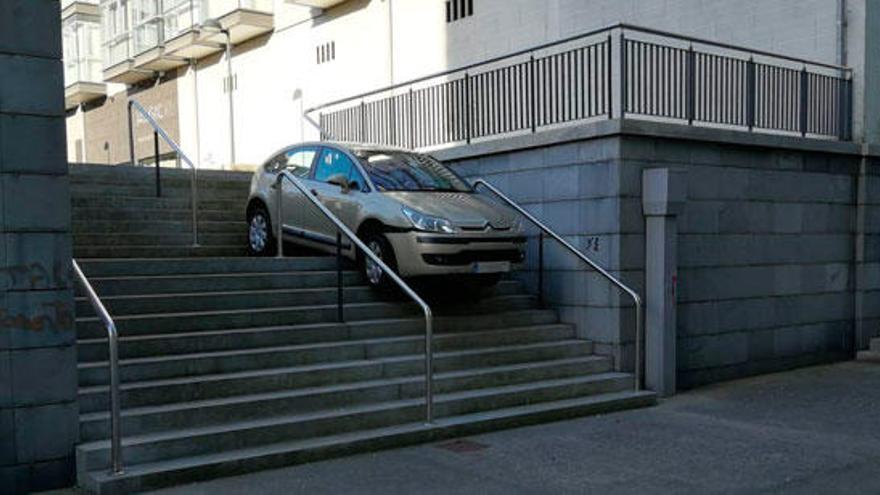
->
617, 137, 860, 388
438, 120, 874, 389
443, 136, 642, 370
0, 1, 78, 492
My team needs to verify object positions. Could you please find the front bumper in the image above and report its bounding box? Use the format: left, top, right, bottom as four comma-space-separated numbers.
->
386, 231, 526, 277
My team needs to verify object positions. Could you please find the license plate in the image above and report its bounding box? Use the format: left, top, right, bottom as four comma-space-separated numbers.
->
472, 261, 511, 274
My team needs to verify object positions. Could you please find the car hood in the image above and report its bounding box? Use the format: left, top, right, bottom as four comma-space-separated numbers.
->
385, 191, 519, 230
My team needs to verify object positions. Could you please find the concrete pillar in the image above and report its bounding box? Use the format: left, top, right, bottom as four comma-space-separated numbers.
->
0, 1, 78, 492
642, 168, 687, 397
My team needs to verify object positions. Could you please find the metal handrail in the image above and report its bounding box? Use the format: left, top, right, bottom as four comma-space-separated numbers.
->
127, 99, 200, 246
274, 170, 436, 423
72, 260, 123, 475
472, 179, 645, 391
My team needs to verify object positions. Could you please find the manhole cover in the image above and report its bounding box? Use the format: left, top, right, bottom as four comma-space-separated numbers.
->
434, 439, 489, 453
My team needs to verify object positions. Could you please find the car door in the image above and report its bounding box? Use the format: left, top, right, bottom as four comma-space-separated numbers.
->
275, 146, 319, 244
306, 147, 366, 247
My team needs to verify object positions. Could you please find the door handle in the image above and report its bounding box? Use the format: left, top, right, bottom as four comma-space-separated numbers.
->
310, 189, 318, 196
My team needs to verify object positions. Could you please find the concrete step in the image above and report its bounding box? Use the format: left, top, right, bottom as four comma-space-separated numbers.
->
75, 285, 383, 317
78, 372, 634, 473
69, 164, 252, 183
75, 256, 341, 277
77, 306, 556, 362
75, 294, 539, 338
78, 328, 585, 389
74, 270, 363, 296
72, 220, 243, 235
79, 389, 654, 494
73, 245, 247, 258
75, 279, 524, 317
71, 195, 243, 211
79, 354, 607, 441
71, 207, 240, 223
75, 301, 419, 339
70, 185, 249, 201
78, 339, 594, 416
74, 232, 245, 247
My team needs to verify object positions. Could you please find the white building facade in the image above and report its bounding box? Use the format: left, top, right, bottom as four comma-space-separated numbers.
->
61, 0, 878, 169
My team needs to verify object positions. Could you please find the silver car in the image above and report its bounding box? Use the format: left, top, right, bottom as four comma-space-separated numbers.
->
246, 142, 526, 287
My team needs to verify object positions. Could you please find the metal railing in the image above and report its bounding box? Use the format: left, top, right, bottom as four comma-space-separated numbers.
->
274, 170, 436, 423
311, 23, 852, 148
472, 179, 645, 390
72, 260, 123, 475
127, 99, 200, 246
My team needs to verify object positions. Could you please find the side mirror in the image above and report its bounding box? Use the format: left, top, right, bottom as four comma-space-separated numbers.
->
327, 173, 351, 193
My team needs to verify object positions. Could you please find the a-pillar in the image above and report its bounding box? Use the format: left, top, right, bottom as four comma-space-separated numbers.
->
0, 1, 78, 492
642, 168, 687, 397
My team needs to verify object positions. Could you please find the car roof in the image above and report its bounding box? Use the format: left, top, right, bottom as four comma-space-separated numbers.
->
291, 141, 415, 155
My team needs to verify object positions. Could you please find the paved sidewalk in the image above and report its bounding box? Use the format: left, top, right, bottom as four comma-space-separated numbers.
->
139, 361, 880, 494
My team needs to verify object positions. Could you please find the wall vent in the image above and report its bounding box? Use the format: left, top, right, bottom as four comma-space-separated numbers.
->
446, 0, 474, 23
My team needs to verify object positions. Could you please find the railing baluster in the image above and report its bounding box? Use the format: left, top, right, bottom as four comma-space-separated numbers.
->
620, 35, 628, 118
800, 67, 808, 137
687, 46, 695, 124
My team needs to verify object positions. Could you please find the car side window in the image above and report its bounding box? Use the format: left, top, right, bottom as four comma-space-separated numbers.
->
265, 147, 316, 177
285, 148, 317, 177
314, 149, 353, 182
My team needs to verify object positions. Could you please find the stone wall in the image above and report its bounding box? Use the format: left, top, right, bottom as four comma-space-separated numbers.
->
0, 0, 78, 492
440, 128, 641, 370
619, 134, 861, 388
436, 119, 876, 389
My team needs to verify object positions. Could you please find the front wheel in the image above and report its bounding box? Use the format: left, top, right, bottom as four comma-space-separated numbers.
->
362, 233, 397, 289
247, 204, 277, 257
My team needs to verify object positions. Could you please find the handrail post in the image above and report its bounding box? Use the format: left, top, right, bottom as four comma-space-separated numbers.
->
153, 131, 161, 197
537, 232, 544, 307
72, 260, 123, 475
127, 101, 136, 167
634, 294, 644, 391
191, 165, 199, 247
336, 230, 344, 322
276, 175, 284, 258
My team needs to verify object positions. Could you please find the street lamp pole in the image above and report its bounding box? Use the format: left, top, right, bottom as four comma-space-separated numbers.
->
223, 28, 236, 167
202, 18, 236, 168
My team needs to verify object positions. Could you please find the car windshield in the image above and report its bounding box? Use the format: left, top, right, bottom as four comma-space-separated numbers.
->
354, 150, 472, 192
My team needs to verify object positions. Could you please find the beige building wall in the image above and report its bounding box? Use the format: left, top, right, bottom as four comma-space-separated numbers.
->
70, 0, 878, 168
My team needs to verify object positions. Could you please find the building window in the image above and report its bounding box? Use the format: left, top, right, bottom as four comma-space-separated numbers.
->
316, 41, 336, 64
446, 0, 473, 23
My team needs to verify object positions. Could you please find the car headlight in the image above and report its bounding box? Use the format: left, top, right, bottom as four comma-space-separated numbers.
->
402, 206, 457, 234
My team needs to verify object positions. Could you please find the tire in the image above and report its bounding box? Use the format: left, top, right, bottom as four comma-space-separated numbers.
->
247, 203, 277, 257
361, 233, 397, 289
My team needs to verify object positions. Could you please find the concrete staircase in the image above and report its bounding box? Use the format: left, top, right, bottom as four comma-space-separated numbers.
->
71, 164, 250, 258
857, 337, 880, 362
70, 164, 655, 493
